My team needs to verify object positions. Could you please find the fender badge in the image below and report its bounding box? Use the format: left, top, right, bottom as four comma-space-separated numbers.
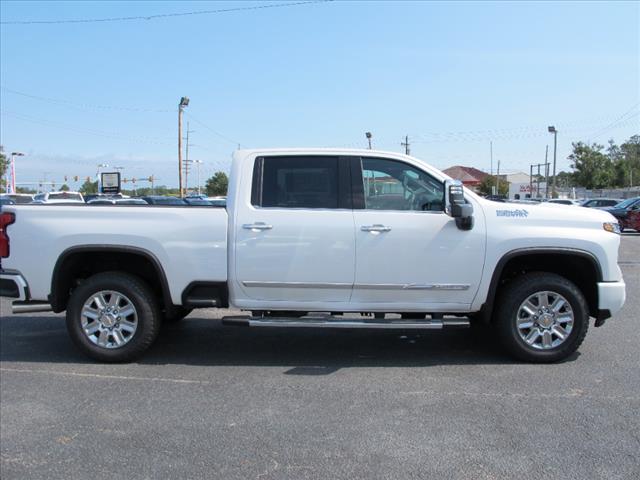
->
496, 209, 529, 218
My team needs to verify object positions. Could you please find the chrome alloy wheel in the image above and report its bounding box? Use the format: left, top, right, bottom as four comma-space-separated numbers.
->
516, 291, 574, 350
80, 290, 138, 349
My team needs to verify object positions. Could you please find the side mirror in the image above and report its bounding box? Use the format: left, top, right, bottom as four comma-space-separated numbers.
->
444, 179, 474, 230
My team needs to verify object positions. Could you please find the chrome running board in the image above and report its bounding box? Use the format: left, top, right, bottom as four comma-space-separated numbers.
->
222, 315, 469, 329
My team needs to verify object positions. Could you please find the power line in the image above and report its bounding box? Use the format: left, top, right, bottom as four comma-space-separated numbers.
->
2, 86, 242, 148
1, 1, 332, 25
1, 86, 172, 113
183, 112, 241, 147
1, 110, 174, 146
409, 108, 640, 145
587, 103, 640, 141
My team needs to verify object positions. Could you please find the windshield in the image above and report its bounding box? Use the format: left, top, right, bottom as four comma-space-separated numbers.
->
615, 197, 639, 208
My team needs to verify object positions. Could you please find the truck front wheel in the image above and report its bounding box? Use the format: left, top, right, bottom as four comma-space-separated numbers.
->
495, 272, 589, 363
66, 272, 162, 362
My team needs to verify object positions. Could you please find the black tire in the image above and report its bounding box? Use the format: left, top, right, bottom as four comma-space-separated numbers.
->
163, 306, 192, 323
494, 272, 589, 363
66, 272, 161, 362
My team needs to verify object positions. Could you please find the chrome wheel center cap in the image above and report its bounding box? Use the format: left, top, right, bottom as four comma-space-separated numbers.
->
537, 313, 555, 329
101, 313, 117, 328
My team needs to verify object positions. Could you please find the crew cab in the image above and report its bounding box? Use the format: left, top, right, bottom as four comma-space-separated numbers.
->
0, 149, 626, 363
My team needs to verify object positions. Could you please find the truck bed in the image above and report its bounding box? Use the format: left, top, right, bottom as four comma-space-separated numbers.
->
2, 204, 228, 305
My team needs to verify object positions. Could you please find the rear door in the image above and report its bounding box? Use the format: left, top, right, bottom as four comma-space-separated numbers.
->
350, 156, 486, 310
233, 155, 355, 304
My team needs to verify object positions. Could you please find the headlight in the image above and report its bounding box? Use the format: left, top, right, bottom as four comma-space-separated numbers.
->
603, 222, 621, 234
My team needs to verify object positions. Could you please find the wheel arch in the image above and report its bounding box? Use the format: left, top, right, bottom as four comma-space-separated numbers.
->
480, 248, 602, 322
50, 245, 173, 313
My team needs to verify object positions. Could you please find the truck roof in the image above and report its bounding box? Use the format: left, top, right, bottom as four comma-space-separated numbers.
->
232, 148, 454, 185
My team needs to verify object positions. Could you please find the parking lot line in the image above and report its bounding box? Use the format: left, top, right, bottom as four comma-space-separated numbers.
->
0, 367, 211, 385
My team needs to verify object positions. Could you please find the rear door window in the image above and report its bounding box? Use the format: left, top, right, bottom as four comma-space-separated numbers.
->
252, 156, 340, 209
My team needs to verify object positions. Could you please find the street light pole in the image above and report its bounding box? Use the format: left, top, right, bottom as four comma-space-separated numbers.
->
96, 163, 109, 193
548, 126, 558, 197
8, 152, 24, 194
178, 97, 190, 197
365, 132, 372, 150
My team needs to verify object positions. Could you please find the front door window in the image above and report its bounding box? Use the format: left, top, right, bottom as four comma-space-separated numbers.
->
362, 157, 444, 212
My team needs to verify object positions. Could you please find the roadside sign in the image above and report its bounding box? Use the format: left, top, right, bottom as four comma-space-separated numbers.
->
101, 172, 121, 194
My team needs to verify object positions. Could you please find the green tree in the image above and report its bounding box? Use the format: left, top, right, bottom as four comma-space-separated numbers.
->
568, 142, 614, 189
478, 175, 509, 196
59, 184, 70, 191
0, 148, 8, 189
553, 171, 574, 189
205, 171, 229, 196
618, 135, 640, 188
79, 179, 99, 195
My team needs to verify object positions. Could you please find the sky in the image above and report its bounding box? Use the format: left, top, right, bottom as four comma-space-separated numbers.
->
1, 0, 639, 190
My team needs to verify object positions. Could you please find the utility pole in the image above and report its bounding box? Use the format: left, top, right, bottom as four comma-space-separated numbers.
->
178, 97, 189, 197
496, 159, 501, 195
193, 160, 203, 195
365, 132, 372, 150
183, 122, 194, 194
548, 126, 558, 197
544, 145, 549, 199
529, 162, 550, 199
401, 135, 410, 155
490, 141, 493, 176
529, 164, 534, 199
41, 172, 53, 193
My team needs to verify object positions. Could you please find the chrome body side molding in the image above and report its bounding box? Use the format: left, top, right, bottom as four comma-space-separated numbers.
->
242, 281, 470, 291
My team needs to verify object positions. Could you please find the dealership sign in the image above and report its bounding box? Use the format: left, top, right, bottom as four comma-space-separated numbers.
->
101, 172, 121, 194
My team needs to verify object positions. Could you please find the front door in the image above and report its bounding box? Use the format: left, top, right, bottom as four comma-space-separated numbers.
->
351, 156, 486, 310
234, 155, 355, 305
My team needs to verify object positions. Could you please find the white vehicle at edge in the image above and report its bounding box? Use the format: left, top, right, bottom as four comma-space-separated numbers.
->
0, 149, 626, 363
31, 191, 84, 204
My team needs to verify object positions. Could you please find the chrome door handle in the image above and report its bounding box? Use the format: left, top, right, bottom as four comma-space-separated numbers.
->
242, 222, 273, 231
361, 224, 391, 233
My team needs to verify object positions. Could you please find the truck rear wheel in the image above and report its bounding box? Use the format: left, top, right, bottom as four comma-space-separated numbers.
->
66, 272, 161, 362
495, 272, 589, 363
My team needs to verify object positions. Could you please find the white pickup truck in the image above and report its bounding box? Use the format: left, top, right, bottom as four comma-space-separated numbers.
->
0, 149, 626, 363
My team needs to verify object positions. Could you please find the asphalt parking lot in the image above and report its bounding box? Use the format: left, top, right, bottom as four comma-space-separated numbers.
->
1, 234, 638, 480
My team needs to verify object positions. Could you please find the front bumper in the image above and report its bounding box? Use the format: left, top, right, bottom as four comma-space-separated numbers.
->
0, 269, 29, 302
596, 280, 626, 323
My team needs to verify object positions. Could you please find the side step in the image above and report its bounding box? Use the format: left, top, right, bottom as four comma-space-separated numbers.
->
222, 315, 469, 330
